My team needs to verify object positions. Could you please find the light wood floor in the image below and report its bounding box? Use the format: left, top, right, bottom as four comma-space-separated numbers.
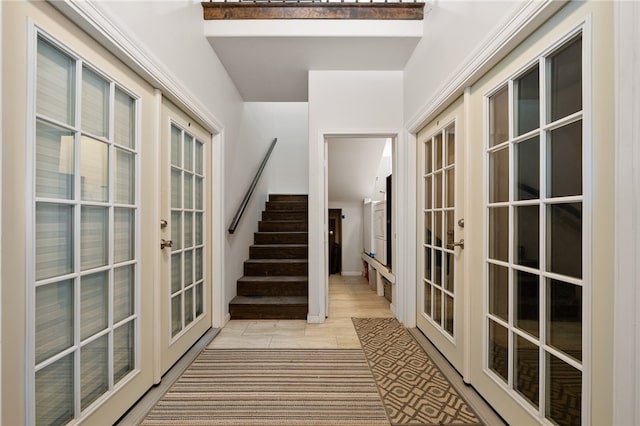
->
208, 274, 393, 349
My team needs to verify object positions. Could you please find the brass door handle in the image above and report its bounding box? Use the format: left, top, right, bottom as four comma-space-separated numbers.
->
161, 239, 173, 250
447, 239, 464, 250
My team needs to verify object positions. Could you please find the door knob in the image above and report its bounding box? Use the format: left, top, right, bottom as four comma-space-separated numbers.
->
161, 239, 173, 249
447, 239, 464, 250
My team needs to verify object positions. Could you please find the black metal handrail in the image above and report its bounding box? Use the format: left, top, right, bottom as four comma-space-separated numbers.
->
228, 137, 278, 234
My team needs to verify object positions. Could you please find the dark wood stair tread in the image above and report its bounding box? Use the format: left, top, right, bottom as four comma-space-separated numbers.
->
238, 275, 308, 283
230, 296, 308, 305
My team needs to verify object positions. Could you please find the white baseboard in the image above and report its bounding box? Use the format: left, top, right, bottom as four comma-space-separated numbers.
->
341, 271, 362, 277
307, 315, 326, 324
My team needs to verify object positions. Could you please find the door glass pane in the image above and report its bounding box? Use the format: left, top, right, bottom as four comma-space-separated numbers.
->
550, 36, 582, 122
548, 121, 582, 198
433, 288, 442, 324
81, 335, 108, 410
114, 265, 134, 323
37, 38, 75, 126
488, 264, 508, 321
80, 271, 108, 340
82, 67, 109, 137
81, 206, 108, 270
516, 136, 540, 200
547, 203, 582, 278
114, 208, 135, 263
171, 169, 181, 209
114, 321, 135, 384
434, 172, 443, 209
36, 203, 73, 280
184, 250, 193, 285
171, 254, 182, 294
195, 141, 204, 175
424, 139, 432, 174
185, 287, 194, 326
444, 252, 454, 292
547, 279, 582, 362
184, 134, 193, 172
184, 173, 193, 209
445, 125, 455, 166
489, 320, 508, 382
171, 211, 182, 251
424, 176, 432, 209
434, 133, 443, 170
424, 283, 432, 316
434, 211, 442, 248
36, 354, 74, 426
546, 353, 581, 426
114, 88, 135, 149
489, 147, 509, 203
515, 335, 539, 408
515, 66, 540, 136
489, 86, 509, 147
195, 213, 203, 246
184, 212, 193, 248
515, 270, 539, 338
195, 283, 204, 317
445, 169, 455, 208
444, 294, 454, 335
424, 247, 432, 281
115, 149, 135, 205
489, 207, 508, 262
515, 205, 539, 269
171, 295, 182, 337
171, 125, 182, 167
81, 136, 108, 202
195, 248, 203, 281
35, 280, 73, 364
195, 177, 203, 210
434, 250, 442, 286
445, 210, 455, 248
424, 212, 432, 245
36, 121, 74, 199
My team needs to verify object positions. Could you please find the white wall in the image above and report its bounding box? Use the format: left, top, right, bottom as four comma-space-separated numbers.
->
373, 140, 392, 202
328, 202, 363, 276
308, 70, 403, 321
403, 1, 520, 123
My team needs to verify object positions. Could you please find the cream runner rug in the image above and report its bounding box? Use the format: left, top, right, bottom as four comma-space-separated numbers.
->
141, 348, 389, 425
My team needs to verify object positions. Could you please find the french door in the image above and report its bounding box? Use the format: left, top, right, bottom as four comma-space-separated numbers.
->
416, 97, 467, 373
159, 99, 212, 373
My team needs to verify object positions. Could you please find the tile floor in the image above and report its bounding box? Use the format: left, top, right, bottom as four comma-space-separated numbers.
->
208, 274, 393, 349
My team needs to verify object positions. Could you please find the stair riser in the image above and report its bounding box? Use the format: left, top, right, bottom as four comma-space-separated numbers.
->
262, 211, 307, 221
238, 282, 308, 297
230, 304, 308, 320
254, 233, 308, 244
266, 201, 308, 211
244, 262, 308, 276
250, 246, 308, 259
259, 221, 308, 232
269, 194, 308, 202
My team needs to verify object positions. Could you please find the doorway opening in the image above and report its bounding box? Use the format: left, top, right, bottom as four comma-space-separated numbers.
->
328, 208, 342, 274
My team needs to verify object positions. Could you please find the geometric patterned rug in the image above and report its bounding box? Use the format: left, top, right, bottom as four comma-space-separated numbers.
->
353, 317, 483, 426
141, 348, 389, 425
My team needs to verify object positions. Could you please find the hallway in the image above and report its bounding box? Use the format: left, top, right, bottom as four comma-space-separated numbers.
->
209, 274, 393, 349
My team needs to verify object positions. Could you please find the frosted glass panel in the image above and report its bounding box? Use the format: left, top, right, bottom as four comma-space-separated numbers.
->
36, 120, 74, 199
195, 177, 203, 210
184, 134, 193, 172
184, 173, 193, 209
195, 283, 203, 317
81, 136, 108, 202
114, 208, 135, 263
171, 254, 182, 294
195, 141, 204, 175
114, 321, 135, 384
171, 125, 181, 167
81, 272, 108, 340
81, 335, 108, 409
36, 280, 73, 364
184, 250, 193, 285
36, 354, 74, 426
114, 265, 134, 323
195, 248, 203, 281
195, 213, 203, 246
185, 287, 194, 326
171, 169, 181, 209
81, 206, 108, 270
171, 211, 182, 251
114, 88, 135, 149
36, 203, 73, 280
37, 38, 75, 126
82, 67, 109, 137
171, 295, 182, 337
184, 212, 193, 248
115, 149, 135, 205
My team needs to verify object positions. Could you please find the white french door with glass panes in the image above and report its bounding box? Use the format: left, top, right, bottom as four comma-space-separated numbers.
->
416, 97, 467, 373
31, 33, 142, 425
483, 32, 586, 425
159, 99, 212, 373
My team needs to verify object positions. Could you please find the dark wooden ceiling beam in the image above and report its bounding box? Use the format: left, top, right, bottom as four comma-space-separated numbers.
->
202, 2, 425, 20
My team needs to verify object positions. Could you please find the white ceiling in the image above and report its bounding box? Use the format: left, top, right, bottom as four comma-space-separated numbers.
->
327, 137, 389, 204
204, 20, 423, 101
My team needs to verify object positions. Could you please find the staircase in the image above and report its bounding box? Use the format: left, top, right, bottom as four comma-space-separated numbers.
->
229, 194, 308, 319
